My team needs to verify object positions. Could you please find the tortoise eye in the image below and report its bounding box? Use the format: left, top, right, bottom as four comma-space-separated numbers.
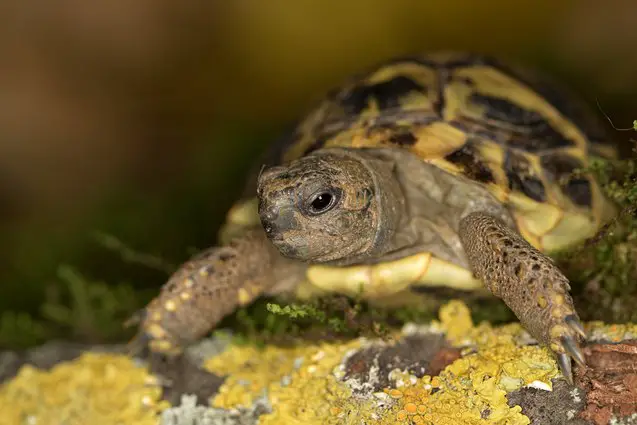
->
312, 193, 332, 210
306, 191, 338, 215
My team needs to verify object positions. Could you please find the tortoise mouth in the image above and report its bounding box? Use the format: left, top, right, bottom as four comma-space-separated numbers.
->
270, 237, 304, 260
263, 226, 311, 261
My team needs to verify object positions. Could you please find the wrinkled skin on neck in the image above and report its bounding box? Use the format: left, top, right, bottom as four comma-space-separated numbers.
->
257, 148, 406, 265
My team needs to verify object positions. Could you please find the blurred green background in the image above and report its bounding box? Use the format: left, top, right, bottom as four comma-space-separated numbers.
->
0, 0, 636, 348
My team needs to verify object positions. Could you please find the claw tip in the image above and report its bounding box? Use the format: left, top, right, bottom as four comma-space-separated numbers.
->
557, 353, 574, 385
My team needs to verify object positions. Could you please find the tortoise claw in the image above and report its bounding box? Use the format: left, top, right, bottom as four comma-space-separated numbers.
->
562, 334, 586, 367
556, 333, 586, 385
565, 314, 587, 339
557, 353, 573, 386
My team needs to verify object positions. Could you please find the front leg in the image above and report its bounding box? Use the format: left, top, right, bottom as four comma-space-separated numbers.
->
459, 212, 586, 384
131, 228, 282, 356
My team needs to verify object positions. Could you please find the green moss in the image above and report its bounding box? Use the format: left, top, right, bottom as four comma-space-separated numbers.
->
218, 291, 515, 349
40, 266, 148, 343
0, 266, 150, 349
266, 302, 353, 333
0, 311, 50, 349
555, 155, 637, 323
218, 297, 362, 346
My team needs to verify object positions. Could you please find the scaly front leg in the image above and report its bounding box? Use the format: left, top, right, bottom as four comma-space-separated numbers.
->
131, 228, 282, 356
459, 212, 586, 384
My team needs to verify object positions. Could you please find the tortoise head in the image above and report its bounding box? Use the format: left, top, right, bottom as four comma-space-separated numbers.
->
257, 148, 405, 264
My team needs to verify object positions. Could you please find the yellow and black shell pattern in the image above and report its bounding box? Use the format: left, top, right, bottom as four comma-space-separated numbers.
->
224, 52, 617, 257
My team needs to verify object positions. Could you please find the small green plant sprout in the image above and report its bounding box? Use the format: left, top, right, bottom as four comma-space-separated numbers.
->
266, 301, 350, 334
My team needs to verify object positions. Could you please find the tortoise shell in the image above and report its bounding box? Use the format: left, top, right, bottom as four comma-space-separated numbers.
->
221, 52, 617, 290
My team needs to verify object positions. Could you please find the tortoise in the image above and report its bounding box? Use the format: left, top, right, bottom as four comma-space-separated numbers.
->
135, 52, 618, 385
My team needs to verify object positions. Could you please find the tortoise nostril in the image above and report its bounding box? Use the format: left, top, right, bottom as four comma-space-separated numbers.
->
262, 206, 279, 222
261, 207, 280, 236
260, 204, 298, 236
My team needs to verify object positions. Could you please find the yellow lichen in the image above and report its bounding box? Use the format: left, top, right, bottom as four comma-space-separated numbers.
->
0, 352, 168, 425
586, 320, 637, 342
376, 300, 559, 425
204, 338, 377, 424
438, 299, 476, 345
205, 343, 310, 408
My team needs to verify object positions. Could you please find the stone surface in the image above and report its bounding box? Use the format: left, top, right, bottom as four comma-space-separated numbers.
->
2, 301, 637, 425
342, 333, 461, 393
576, 340, 637, 425
507, 379, 589, 425
0, 340, 127, 384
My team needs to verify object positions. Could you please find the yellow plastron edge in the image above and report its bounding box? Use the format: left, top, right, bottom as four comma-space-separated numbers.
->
303, 251, 485, 301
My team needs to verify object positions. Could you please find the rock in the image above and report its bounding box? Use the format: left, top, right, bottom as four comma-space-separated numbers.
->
576, 340, 637, 425
507, 379, 589, 425
1, 301, 637, 425
0, 340, 127, 384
